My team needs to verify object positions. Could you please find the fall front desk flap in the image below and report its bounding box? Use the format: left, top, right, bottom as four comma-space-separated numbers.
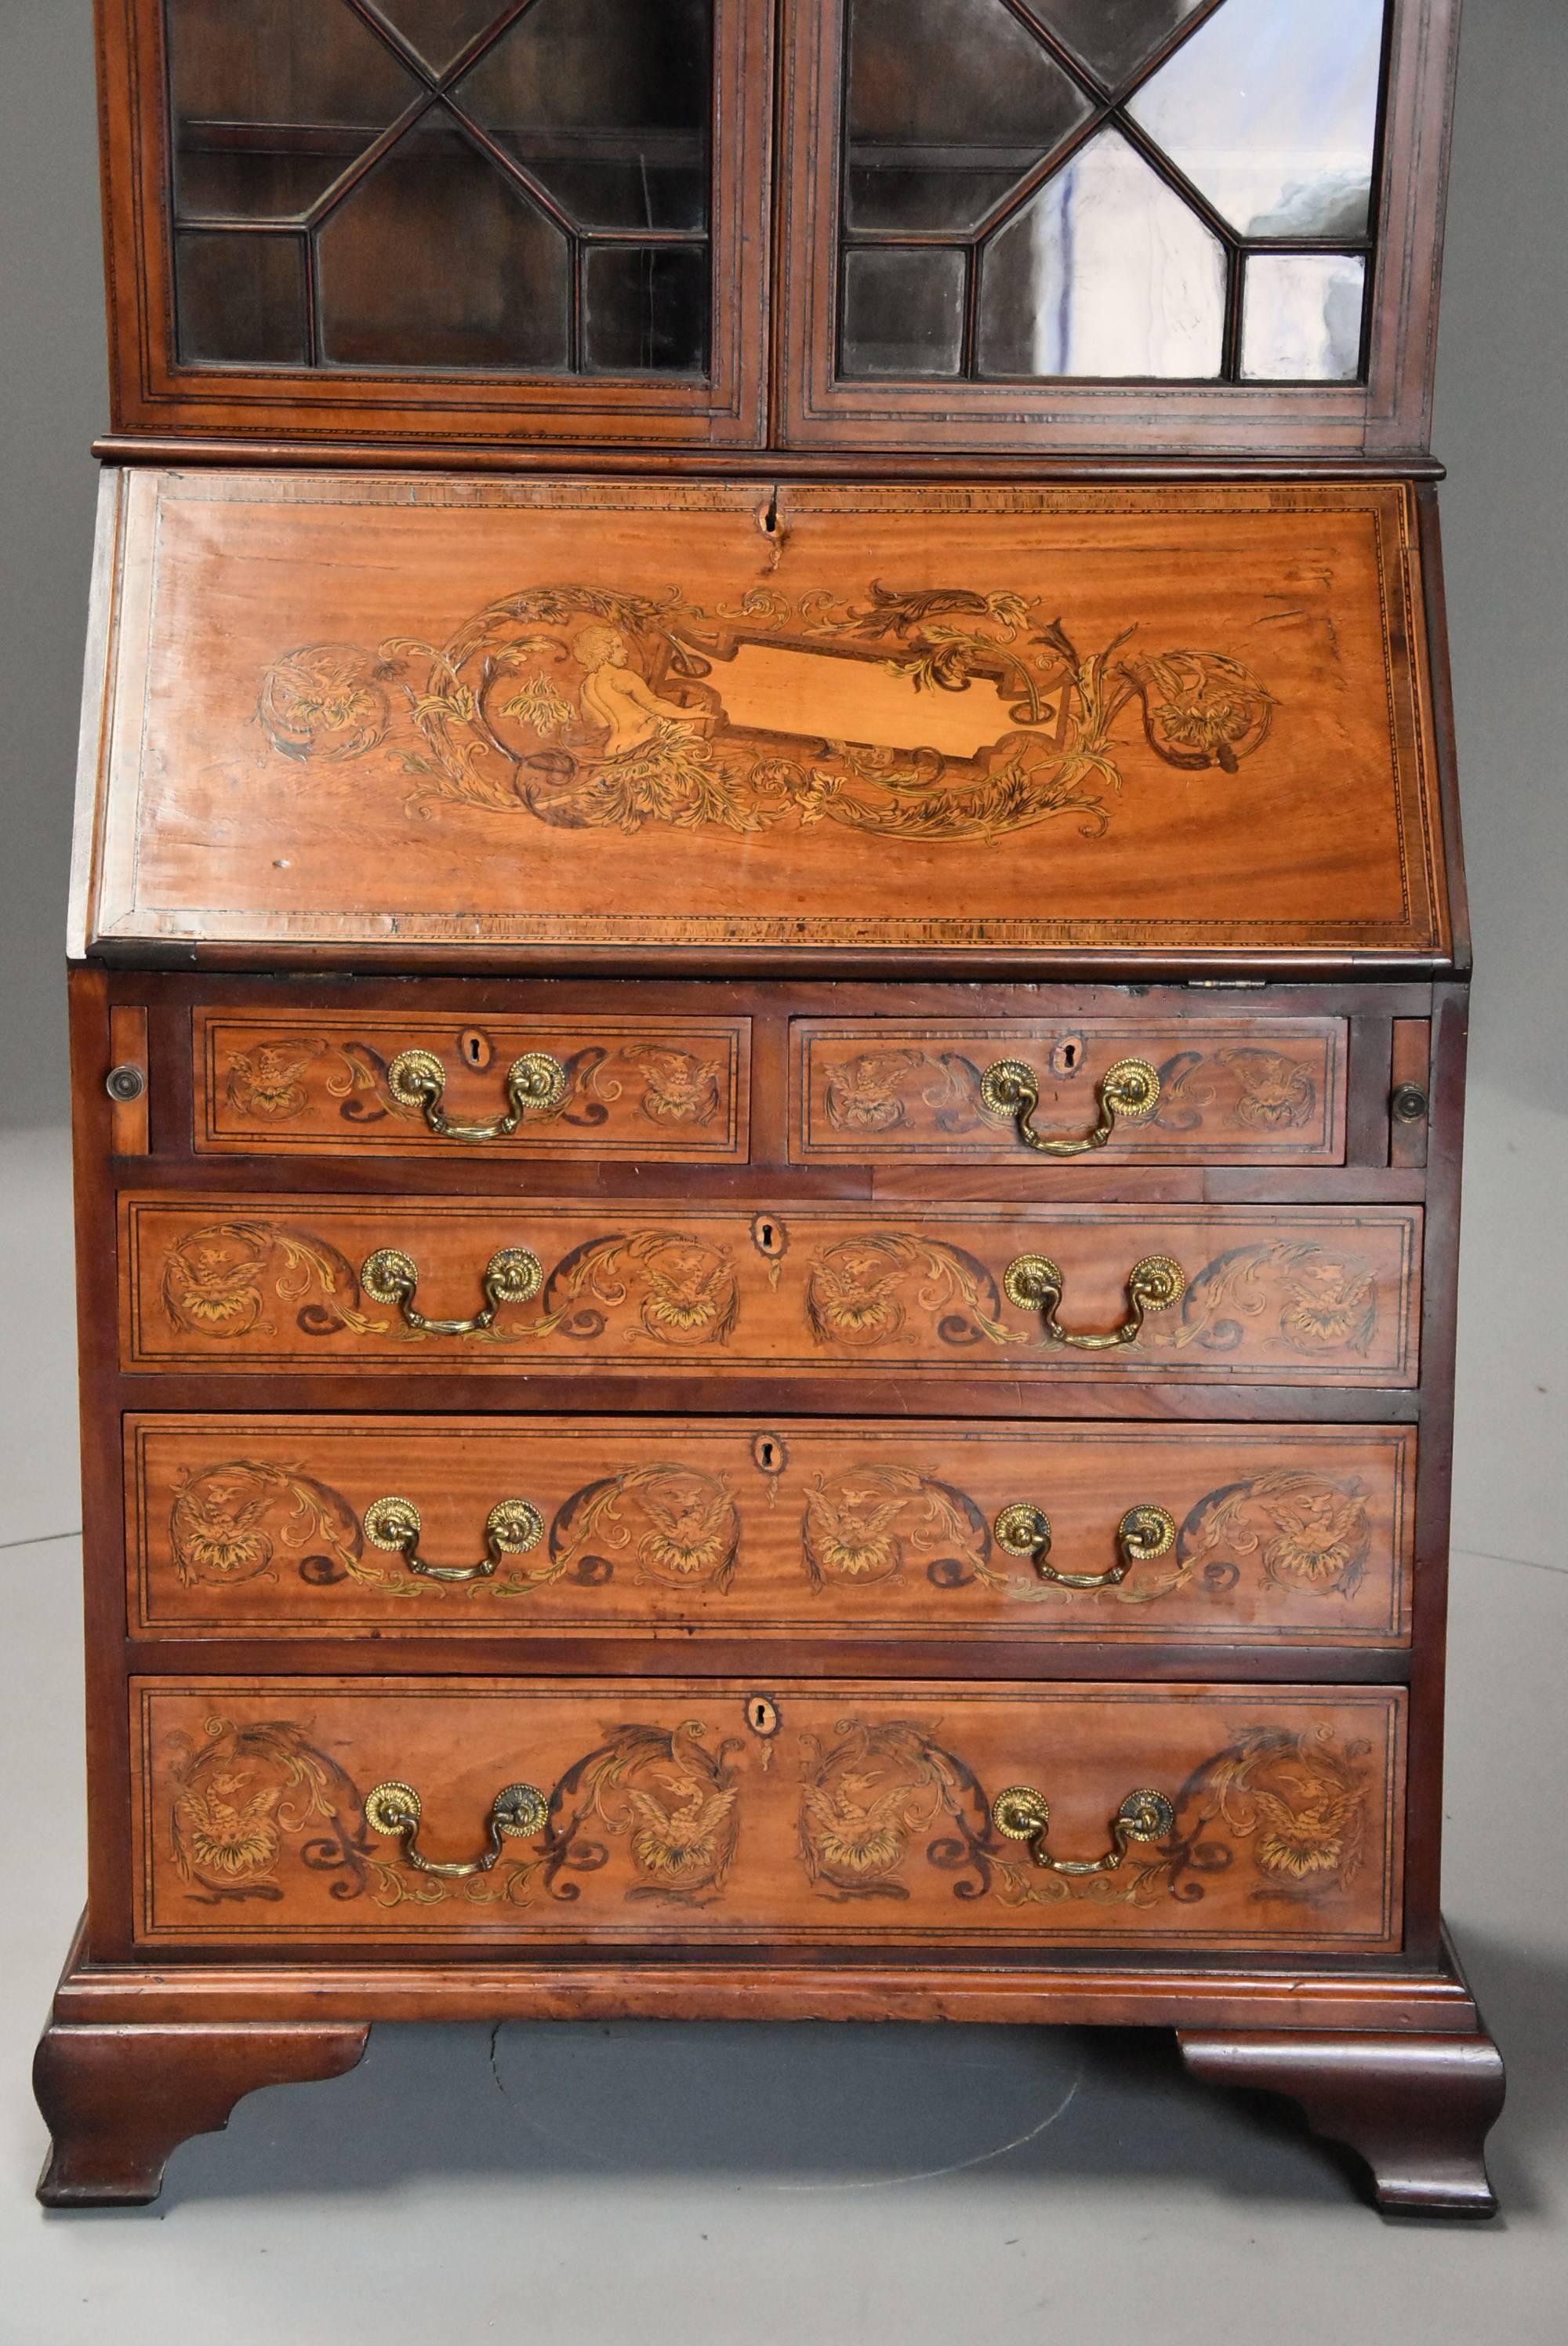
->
72, 473, 1452, 966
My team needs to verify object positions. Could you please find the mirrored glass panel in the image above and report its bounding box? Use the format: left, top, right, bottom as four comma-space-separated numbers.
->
317, 131, 570, 369
458, 0, 712, 232
978, 129, 1225, 378
845, 0, 1093, 234
842, 248, 966, 376
162, 0, 714, 376
1243, 252, 1367, 381
1018, 0, 1208, 93
1127, 0, 1386, 236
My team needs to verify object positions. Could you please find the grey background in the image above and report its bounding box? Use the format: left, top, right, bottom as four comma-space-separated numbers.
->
1, 6, 1565, 2341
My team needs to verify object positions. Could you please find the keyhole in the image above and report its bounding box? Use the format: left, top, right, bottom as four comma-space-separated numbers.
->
459, 1029, 492, 1071
747, 1695, 779, 1738
1051, 1034, 1086, 1078
752, 1432, 787, 1476
751, 1213, 788, 1260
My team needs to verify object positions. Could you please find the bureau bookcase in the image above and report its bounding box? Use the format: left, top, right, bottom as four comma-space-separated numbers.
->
37, 0, 1504, 2215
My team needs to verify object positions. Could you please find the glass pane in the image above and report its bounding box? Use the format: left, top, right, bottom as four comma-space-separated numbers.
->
845, 0, 1094, 234
165, 0, 419, 221
175, 229, 308, 365
1018, 0, 1208, 93
1243, 252, 1366, 380
1127, 0, 1387, 236
841, 247, 965, 376
457, 0, 712, 231
317, 127, 569, 368
977, 128, 1224, 377
374, 0, 517, 76
583, 246, 710, 373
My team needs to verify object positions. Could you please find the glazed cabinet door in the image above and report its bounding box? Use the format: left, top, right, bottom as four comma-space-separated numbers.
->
777, 0, 1461, 454
97, 0, 771, 446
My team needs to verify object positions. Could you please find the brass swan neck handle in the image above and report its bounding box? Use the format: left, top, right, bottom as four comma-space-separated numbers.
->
361, 1244, 543, 1336
387, 1048, 568, 1142
991, 1785, 1175, 1876
979, 1056, 1160, 1157
1004, 1251, 1185, 1349
993, 1501, 1178, 1590
362, 1495, 545, 1585
362, 1779, 549, 1877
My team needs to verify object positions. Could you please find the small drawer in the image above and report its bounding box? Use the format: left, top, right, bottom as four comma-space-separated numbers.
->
128, 1415, 1415, 1647
120, 1196, 1422, 1385
132, 1678, 1405, 1950
194, 1011, 750, 1159
792, 1016, 1347, 1164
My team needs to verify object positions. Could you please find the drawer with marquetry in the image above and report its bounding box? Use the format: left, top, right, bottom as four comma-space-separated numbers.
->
119, 1194, 1423, 1384
126, 1414, 1415, 1648
789, 1014, 1350, 1164
192, 1008, 750, 1160
131, 1678, 1406, 1953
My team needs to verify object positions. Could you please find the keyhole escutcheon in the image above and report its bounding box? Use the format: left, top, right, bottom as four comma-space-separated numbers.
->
747, 1695, 779, 1738
753, 1432, 787, 1476
458, 1029, 493, 1071
1051, 1034, 1087, 1078
751, 1212, 788, 1260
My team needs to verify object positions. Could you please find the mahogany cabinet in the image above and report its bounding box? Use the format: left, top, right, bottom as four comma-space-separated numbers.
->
38, 0, 1503, 2220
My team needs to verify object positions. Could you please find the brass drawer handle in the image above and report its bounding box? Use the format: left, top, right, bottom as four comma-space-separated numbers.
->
360, 1244, 542, 1335
362, 1495, 545, 1584
387, 1047, 568, 1142
991, 1785, 1175, 1876
993, 1500, 1177, 1590
980, 1056, 1160, 1156
363, 1778, 549, 1877
1004, 1251, 1185, 1349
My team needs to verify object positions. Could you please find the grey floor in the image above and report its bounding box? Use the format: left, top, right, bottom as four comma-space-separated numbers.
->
1, 1087, 1564, 2346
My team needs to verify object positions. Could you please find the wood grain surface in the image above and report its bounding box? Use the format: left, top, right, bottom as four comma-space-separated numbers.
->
125, 1414, 1415, 1643
792, 1015, 1347, 1163
75, 474, 1450, 964
131, 1678, 1406, 1949
194, 1010, 749, 1158
118, 1195, 1424, 1382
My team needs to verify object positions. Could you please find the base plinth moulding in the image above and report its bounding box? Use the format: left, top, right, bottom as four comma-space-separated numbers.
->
32, 1924, 1504, 2214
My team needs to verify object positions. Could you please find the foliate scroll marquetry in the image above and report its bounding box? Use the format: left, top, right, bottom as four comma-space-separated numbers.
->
196, 1014, 749, 1159
133, 1686, 1403, 1948
122, 1200, 1422, 1384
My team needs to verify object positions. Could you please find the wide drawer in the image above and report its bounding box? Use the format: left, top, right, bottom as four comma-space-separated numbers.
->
792, 1016, 1347, 1164
132, 1679, 1405, 1950
194, 1011, 750, 1159
127, 1416, 1415, 1646
120, 1197, 1422, 1384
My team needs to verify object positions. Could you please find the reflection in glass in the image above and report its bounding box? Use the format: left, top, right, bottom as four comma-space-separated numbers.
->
318, 134, 570, 369
458, 0, 712, 231
841, 248, 966, 376
374, 0, 516, 76
977, 129, 1224, 378
583, 246, 710, 372
845, 0, 1092, 234
1128, 0, 1387, 235
175, 231, 308, 365
1242, 253, 1367, 381
1018, 0, 1207, 93
165, 0, 419, 220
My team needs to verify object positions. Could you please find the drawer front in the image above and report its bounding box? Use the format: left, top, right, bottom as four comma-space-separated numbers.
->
194, 1012, 750, 1159
132, 1679, 1405, 1950
128, 1416, 1415, 1646
793, 1017, 1347, 1164
121, 1198, 1422, 1384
